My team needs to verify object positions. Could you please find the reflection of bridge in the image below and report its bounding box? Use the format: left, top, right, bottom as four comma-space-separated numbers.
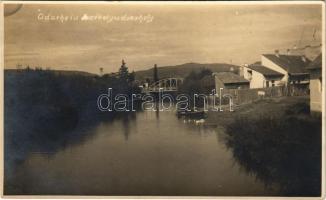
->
143, 78, 184, 93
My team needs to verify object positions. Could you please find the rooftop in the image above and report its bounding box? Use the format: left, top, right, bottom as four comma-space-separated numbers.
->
247, 63, 284, 77
306, 54, 322, 70
262, 54, 310, 74
214, 72, 249, 84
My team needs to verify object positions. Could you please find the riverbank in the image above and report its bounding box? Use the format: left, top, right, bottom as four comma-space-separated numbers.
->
205, 96, 312, 126
206, 96, 322, 196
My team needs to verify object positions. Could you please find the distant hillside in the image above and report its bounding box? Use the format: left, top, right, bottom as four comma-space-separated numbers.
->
134, 62, 240, 81
5, 69, 96, 77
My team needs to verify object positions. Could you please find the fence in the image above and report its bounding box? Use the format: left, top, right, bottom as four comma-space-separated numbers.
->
223, 84, 309, 105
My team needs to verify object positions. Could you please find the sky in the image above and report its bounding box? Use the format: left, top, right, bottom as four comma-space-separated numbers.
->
4, 3, 323, 74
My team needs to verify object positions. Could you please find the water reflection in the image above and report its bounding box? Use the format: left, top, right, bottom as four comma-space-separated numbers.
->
5, 109, 278, 196
155, 103, 160, 120
4, 112, 138, 190
121, 113, 137, 141
9, 104, 321, 196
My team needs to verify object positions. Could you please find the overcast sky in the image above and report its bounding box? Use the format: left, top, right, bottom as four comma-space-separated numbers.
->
4, 3, 322, 74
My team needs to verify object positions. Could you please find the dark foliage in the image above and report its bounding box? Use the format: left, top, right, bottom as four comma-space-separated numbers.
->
153, 64, 159, 82
4, 68, 140, 168
224, 111, 321, 196
178, 69, 213, 107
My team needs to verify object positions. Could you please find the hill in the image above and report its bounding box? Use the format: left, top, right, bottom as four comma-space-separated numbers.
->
4, 69, 96, 77
134, 62, 240, 81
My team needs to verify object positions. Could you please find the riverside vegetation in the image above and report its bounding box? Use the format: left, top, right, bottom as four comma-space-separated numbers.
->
207, 97, 321, 196
4, 65, 139, 170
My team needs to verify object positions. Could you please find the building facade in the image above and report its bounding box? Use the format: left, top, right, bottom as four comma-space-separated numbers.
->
213, 72, 250, 90
242, 62, 284, 88
261, 51, 310, 85
306, 54, 322, 113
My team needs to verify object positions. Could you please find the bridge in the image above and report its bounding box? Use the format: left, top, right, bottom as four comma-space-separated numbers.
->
142, 78, 184, 93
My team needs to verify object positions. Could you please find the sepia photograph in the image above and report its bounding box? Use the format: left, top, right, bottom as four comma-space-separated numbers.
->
1, 1, 325, 198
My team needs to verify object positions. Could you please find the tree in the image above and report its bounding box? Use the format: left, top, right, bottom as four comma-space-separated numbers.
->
153, 64, 159, 82
118, 59, 135, 85
178, 69, 213, 108
119, 59, 129, 82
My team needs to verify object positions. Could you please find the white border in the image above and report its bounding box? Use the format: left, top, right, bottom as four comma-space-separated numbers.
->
0, 1, 325, 200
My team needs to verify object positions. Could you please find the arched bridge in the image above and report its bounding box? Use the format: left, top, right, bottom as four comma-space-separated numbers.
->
143, 78, 184, 93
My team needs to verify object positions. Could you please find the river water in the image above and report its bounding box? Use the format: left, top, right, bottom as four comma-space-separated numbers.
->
5, 109, 280, 196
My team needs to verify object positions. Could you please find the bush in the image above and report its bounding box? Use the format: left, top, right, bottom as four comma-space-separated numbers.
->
285, 102, 310, 115
224, 115, 321, 196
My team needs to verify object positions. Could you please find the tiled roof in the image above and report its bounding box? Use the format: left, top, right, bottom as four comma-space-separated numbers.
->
214, 72, 249, 84
262, 54, 310, 74
306, 54, 322, 70
247, 64, 284, 77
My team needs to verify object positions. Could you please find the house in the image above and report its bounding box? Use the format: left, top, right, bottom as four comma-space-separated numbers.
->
242, 62, 284, 88
213, 72, 249, 90
198, 74, 216, 93
306, 54, 322, 113
261, 50, 311, 85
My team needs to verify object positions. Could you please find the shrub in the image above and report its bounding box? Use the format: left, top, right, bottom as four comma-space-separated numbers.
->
224, 115, 321, 196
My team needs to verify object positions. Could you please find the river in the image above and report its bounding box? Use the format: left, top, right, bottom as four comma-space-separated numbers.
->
5, 109, 280, 196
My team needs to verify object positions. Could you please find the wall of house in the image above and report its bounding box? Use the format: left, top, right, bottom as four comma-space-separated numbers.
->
265, 77, 284, 87
214, 76, 225, 91
250, 70, 265, 88
310, 69, 322, 113
261, 55, 288, 84
242, 66, 251, 81
243, 66, 283, 89
225, 82, 250, 89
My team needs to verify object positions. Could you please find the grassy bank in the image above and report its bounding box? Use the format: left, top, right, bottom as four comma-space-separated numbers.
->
205, 96, 311, 126
207, 96, 322, 196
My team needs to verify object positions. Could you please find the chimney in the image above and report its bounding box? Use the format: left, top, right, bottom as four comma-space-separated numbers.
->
287, 49, 291, 55
275, 49, 280, 57
239, 66, 244, 77
239, 64, 247, 77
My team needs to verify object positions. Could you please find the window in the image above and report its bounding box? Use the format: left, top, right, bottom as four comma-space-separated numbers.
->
319, 77, 322, 92
266, 81, 270, 87
271, 80, 275, 87
247, 70, 252, 80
